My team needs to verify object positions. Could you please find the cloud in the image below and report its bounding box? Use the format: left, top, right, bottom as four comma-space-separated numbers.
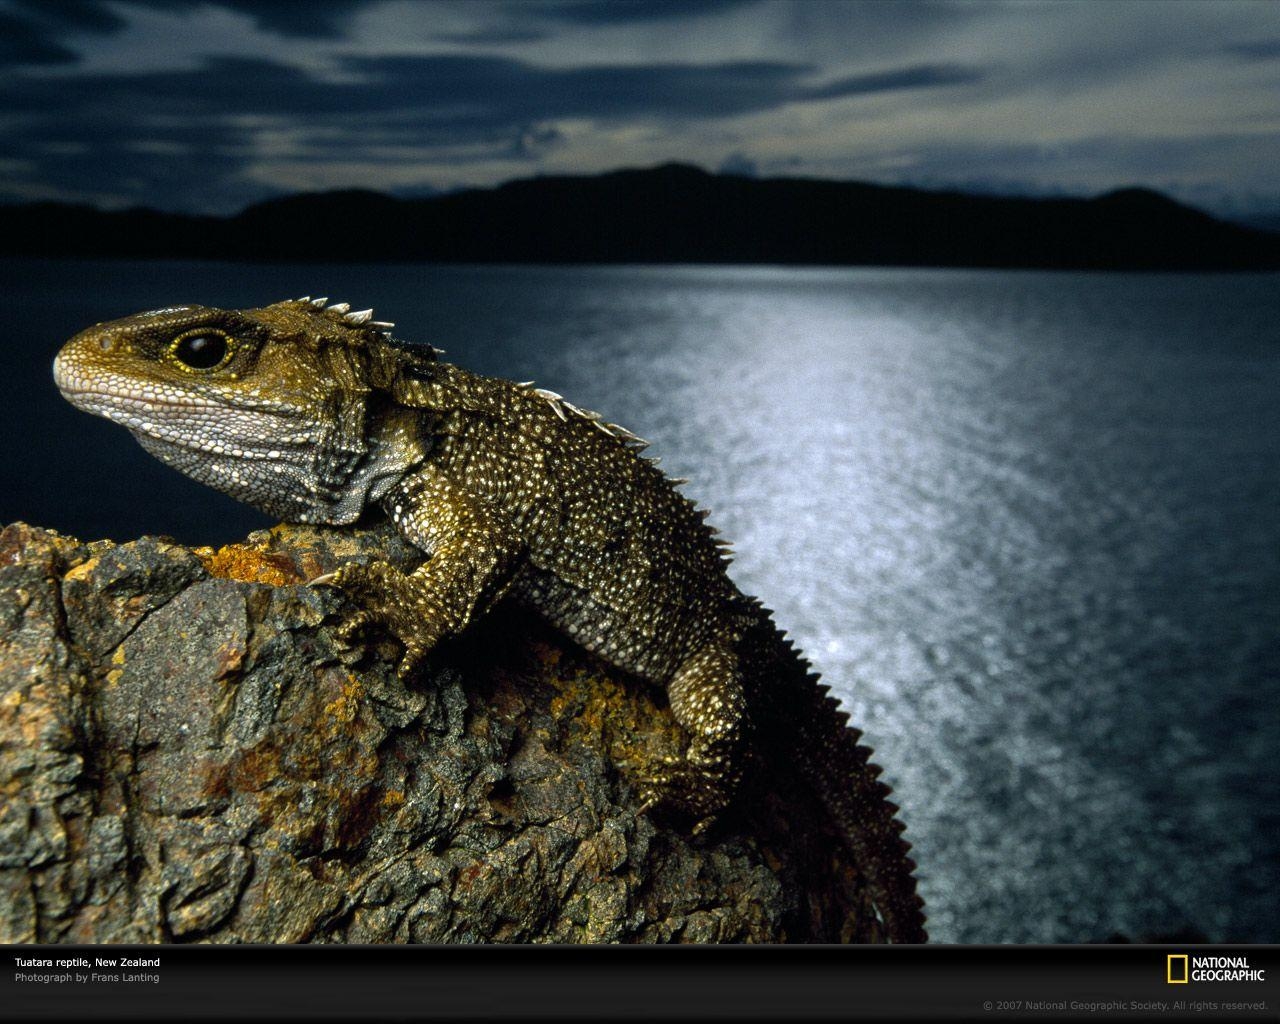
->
2, 0, 366, 58
1223, 39, 1280, 61
136, 0, 368, 39
802, 63, 985, 100
0, 47, 988, 210
0, 0, 132, 69
4, 50, 984, 128
718, 152, 759, 177
513, 123, 565, 158
0, 0, 365, 71
854, 131, 1280, 212
0, 110, 254, 209
431, 27, 549, 46
10, 0, 127, 33
0, 12, 78, 67
338, 54, 983, 124
522, 0, 760, 26
1, 0, 1277, 217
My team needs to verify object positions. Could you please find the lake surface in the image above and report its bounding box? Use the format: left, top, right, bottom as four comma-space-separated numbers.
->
2, 259, 1277, 943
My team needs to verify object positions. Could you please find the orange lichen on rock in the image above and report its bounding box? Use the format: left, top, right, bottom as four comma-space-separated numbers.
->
543, 655, 682, 787
196, 542, 302, 586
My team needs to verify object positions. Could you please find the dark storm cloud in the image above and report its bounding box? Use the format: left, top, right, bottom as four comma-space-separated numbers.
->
2, 56, 325, 118
10, 0, 127, 34
358, 55, 807, 122
132, 0, 367, 39
0, 120, 252, 211
0, 12, 78, 67
779, 0, 982, 41
0, 56, 302, 206
1223, 39, 1280, 61
5, 1, 1271, 218
805, 63, 984, 99
1, 0, 766, 54
521, 0, 760, 26
2, 0, 365, 55
0, 0, 130, 69
343, 53, 983, 123
0, 0, 362, 71
432, 27, 550, 46
0, 49, 988, 209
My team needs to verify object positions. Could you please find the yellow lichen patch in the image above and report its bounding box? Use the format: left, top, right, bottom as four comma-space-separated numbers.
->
321, 673, 365, 728
544, 663, 681, 776
199, 543, 301, 586
104, 645, 126, 688
63, 557, 99, 582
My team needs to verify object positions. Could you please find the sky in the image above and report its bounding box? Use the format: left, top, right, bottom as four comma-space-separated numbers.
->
1, 0, 1278, 220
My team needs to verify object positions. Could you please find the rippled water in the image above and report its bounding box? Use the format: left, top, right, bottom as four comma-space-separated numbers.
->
3, 259, 1277, 943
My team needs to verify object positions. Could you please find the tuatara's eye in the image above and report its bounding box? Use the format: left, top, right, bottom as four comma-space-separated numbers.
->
171, 330, 231, 371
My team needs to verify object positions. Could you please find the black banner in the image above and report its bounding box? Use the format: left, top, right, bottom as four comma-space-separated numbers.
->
3, 944, 1276, 1022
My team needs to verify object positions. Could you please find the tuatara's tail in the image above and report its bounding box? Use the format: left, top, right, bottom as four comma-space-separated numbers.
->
740, 606, 928, 943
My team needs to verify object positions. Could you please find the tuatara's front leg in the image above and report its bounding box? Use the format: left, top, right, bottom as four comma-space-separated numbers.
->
323, 464, 523, 677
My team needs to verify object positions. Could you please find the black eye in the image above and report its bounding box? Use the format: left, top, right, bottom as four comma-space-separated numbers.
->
172, 331, 230, 370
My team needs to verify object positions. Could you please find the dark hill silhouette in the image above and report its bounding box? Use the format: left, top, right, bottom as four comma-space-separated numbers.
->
2, 163, 1277, 270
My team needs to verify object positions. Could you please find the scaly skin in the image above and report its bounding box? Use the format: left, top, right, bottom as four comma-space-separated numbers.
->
53, 298, 927, 942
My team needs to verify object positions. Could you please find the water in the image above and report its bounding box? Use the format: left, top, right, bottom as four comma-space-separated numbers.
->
2, 259, 1277, 943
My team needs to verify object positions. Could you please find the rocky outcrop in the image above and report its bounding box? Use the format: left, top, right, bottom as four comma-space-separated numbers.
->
0, 521, 879, 943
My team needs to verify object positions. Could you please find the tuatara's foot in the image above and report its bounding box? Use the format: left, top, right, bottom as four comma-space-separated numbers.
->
634, 754, 733, 837
314, 560, 440, 678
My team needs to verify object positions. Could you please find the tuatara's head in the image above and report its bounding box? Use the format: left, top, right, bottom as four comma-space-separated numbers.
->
54, 298, 434, 524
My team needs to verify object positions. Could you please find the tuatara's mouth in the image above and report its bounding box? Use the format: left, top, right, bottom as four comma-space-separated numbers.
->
53, 380, 226, 431
51, 349, 84, 398
51, 351, 157, 417
54, 350, 295, 420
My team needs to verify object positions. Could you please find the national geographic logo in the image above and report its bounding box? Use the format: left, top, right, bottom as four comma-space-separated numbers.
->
1167, 954, 1266, 984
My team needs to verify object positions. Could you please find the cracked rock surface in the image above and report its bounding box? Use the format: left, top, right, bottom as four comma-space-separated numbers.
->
0, 520, 878, 943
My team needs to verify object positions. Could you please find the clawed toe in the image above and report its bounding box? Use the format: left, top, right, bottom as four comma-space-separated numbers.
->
336, 608, 379, 644
396, 639, 430, 679
633, 758, 729, 831
319, 560, 440, 678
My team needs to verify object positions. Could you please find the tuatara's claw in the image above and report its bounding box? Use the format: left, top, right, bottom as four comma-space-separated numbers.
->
397, 637, 431, 679
319, 560, 442, 678
335, 608, 379, 644
632, 754, 728, 832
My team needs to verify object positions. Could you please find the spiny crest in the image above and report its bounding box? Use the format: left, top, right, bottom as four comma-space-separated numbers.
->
279, 296, 441, 362
515, 381, 648, 448
290, 295, 397, 332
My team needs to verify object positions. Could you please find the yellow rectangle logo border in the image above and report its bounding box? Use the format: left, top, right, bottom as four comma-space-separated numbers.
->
1167, 954, 1189, 984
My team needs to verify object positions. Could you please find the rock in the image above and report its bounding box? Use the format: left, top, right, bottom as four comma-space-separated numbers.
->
0, 520, 880, 943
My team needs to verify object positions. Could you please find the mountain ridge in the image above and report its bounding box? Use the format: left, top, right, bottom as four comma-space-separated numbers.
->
3, 163, 1277, 270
